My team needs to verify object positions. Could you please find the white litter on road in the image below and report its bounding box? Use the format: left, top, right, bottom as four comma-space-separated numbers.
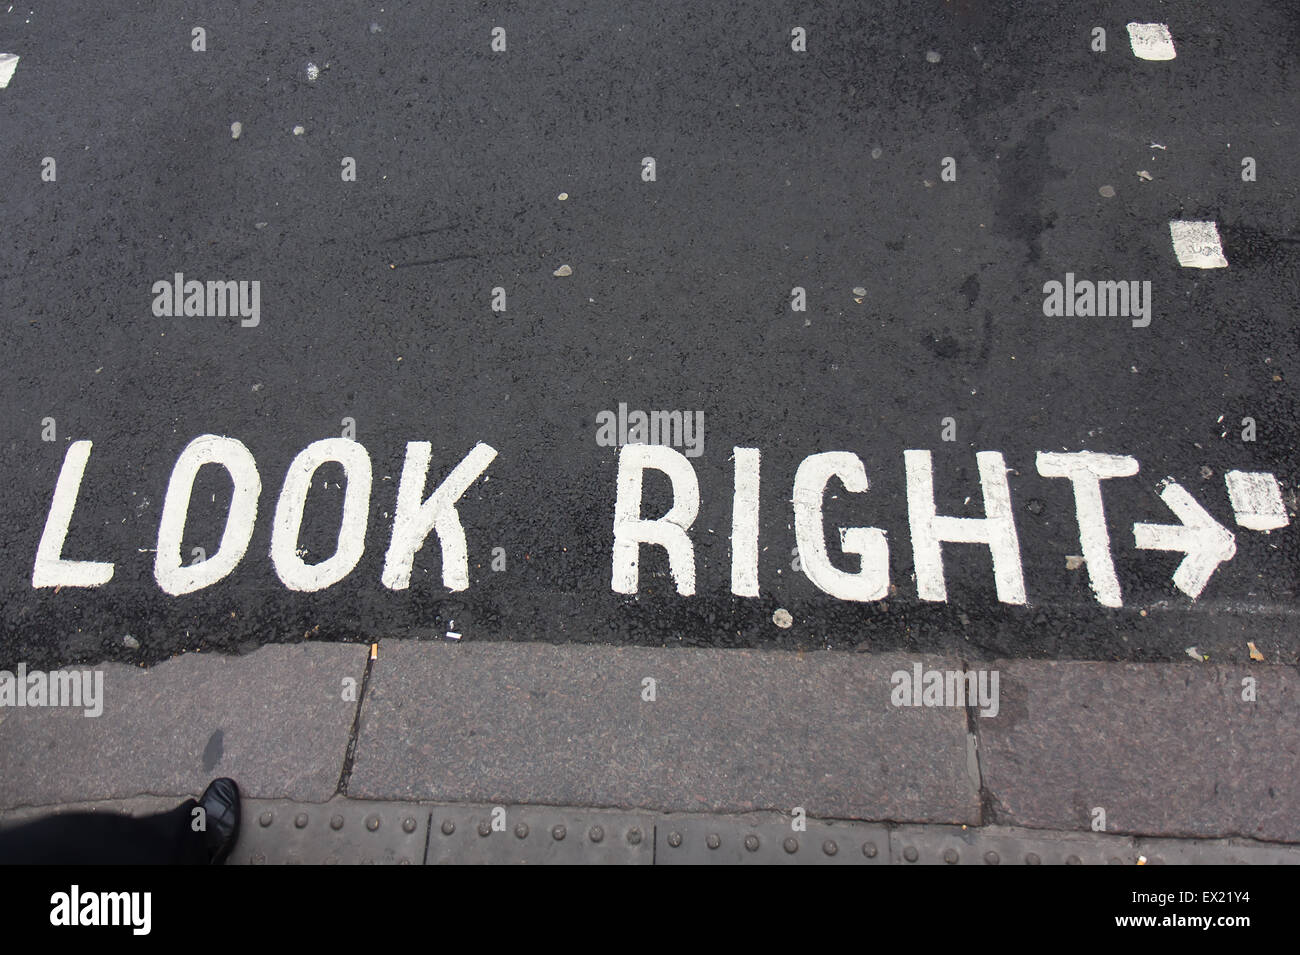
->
1127, 23, 1176, 60
1224, 470, 1290, 531
1169, 221, 1228, 269
306, 62, 319, 82
0, 53, 19, 88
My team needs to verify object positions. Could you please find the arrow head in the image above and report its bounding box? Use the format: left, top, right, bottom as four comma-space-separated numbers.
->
1133, 478, 1236, 599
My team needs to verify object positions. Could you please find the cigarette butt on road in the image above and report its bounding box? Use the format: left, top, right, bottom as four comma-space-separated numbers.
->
370, 642, 378, 661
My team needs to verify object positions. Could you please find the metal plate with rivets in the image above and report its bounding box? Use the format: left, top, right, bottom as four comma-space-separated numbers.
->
1134, 838, 1300, 865
890, 825, 1140, 865
425, 805, 655, 864
655, 812, 890, 865
231, 798, 428, 865
6, 797, 1298, 864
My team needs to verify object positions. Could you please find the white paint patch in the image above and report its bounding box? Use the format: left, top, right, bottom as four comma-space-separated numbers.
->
905, 450, 1026, 605
0, 53, 18, 88
306, 62, 319, 81
155, 435, 262, 596
32, 441, 115, 588
271, 439, 372, 591
1224, 470, 1289, 531
1169, 220, 1228, 269
1036, 452, 1138, 608
730, 447, 761, 597
610, 444, 699, 596
793, 451, 889, 601
382, 442, 497, 592
1133, 479, 1236, 599
1126, 23, 1176, 60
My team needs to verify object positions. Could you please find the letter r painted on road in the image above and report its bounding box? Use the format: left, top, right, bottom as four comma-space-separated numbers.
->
611, 444, 699, 596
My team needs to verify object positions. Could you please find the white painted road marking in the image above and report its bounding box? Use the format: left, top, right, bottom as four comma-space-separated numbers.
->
29, 437, 1287, 607
31, 441, 115, 588
1169, 221, 1229, 269
1127, 23, 1176, 60
1036, 452, 1139, 608
1133, 479, 1236, 599
611, 444, 699, 596
793, 452, 889, 602
154, 435, 262, 596
381, 442, 498, 593
905, 450, 1026, 605
1224, 470, 1290, 531
271, 438, 372, 591
730, 447, 761, 597
0, 53, 18, 88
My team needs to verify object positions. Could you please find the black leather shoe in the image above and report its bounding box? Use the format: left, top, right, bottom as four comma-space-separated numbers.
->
198, 777, 241, 864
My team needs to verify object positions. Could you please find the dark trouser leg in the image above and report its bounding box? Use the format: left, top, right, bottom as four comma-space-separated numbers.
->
0, 799, 208, 864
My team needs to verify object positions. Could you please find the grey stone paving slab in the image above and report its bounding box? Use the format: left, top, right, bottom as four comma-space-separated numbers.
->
348, 642, 979, 823
0, 643, 367, 808
976, 661, 1300, 843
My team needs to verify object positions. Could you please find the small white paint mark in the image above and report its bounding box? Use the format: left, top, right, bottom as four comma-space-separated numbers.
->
0, 53, 19, 88
306, 62, 319, 81
1224, 470, 1289, 531
557, 192, 568, 200
293, 125, 305, 136
230, 121, 242, 139
1169, 220, 1228, 269
1127, 23, 1176, 60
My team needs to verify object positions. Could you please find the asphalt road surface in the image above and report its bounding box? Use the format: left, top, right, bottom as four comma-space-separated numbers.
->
2, 1, 1296, 669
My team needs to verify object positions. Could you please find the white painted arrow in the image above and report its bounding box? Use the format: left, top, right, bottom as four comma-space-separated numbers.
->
1133, 479, 1236, 599
0, 54, 19, 88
